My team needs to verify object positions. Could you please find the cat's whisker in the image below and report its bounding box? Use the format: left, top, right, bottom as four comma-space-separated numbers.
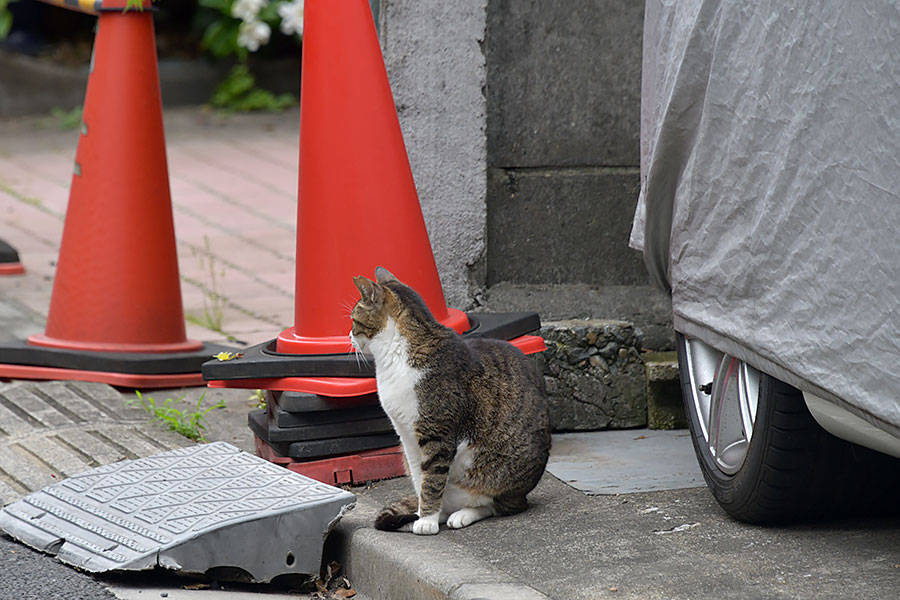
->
352, 344, 362, 369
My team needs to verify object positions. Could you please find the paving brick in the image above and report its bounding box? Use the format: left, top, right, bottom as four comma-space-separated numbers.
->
16, 435, 92, 479
178, 138, 298, 187
1, 384, 75, 428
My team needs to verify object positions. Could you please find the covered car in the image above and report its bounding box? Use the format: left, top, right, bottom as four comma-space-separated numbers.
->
631, 0, 900, 522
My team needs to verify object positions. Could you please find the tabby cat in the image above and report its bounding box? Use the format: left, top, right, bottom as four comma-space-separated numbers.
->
349, 267, 551, 535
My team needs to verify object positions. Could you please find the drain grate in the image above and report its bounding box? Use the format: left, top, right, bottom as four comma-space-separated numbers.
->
0, 441, 355, 582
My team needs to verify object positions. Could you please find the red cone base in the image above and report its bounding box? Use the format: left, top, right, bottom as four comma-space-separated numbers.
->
0, 239, 25, 275
255, 438, 406, 486
0, 364, 204, 388
275, 309, 470, 355
0, 263, 25, 276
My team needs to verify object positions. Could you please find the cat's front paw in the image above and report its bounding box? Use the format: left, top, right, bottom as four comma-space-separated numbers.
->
447, 506, 494, 529
412, 513, 439, 535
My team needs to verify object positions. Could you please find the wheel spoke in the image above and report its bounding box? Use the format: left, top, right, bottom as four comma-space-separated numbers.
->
710, 356, 739, 472
738, 362, 759, 443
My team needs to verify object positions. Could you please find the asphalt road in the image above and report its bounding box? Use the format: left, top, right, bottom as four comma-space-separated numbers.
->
1, 531, 330, 599
1, 532, 117, 600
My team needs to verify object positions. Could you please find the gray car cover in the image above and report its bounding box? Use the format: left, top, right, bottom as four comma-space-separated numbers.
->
630, 1, 900, 438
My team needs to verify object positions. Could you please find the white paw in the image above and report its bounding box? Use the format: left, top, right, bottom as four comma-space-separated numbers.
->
412, 514, 439, 535
446, 506, 493, 529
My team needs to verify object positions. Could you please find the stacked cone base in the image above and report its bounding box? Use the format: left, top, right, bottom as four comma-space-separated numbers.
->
249, 390, 406, 486
254, 439, 406, 487
204, 312, 546, 395
0, 341, 233, 388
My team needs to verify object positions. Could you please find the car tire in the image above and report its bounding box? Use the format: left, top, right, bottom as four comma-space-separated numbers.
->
676, 332, 899, 524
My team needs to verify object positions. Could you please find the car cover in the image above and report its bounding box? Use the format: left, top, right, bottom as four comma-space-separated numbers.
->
630, 1, 900, 438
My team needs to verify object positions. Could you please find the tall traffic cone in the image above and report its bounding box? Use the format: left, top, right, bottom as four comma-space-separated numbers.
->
0, 2, 231, 388
274, 0, 469, 355
203, 0, 544, 484
203, 0, 544, 398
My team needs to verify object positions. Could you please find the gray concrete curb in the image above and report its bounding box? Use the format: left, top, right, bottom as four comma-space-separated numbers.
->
329, 495, 551, 600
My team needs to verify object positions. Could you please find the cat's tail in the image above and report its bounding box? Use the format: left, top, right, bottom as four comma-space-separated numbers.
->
374, 496, 419, 531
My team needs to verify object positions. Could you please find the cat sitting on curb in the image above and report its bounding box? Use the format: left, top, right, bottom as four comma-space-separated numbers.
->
349, 267, 551, 535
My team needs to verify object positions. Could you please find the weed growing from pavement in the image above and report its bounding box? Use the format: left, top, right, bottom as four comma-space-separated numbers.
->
249, 388, 266, 409
186, 236, 234, 340
130, 391, 225, 442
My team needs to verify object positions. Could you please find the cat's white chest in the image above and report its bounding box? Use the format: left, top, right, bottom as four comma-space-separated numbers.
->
368, 317, 424, 426
365, 317, 426, 495
377, 371, 420, 427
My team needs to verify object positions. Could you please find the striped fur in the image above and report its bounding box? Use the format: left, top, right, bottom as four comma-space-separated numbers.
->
374, 496, 419, 531
351, 268, 551, 535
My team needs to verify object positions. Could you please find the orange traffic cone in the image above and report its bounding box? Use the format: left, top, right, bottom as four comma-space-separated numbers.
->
274, 0, 469, 356
204, 0, 544, 399
0, 2, 231, 388
203, 0, 543, 485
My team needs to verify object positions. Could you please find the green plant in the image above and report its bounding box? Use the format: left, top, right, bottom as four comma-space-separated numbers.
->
209, 64, 294, 112
249, 388, 266, 409
0, 0, 17, 39
198, 0, 301, 112
131, 391, 225, 442
47, 107, 83, 131
186, 236, 228, 335
199, 0, 302, 60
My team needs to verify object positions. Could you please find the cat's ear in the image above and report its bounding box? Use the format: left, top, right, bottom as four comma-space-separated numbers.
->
353, 276, 384, 307
375, 266, 399, 284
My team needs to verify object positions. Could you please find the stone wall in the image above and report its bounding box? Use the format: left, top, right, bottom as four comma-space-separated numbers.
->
536, 320, 646, 431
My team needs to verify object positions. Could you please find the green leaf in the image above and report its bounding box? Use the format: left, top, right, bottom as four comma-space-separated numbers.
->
202, 19, 241, 58
0, 10, 12, 40
198, 0, 232, 12
257, 1, 281, 23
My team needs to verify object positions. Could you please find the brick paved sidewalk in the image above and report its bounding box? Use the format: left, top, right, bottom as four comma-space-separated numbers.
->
0, 107, 301, 348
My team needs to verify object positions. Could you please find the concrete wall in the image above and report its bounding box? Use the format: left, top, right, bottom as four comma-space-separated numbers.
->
377, 0, 488, 309
485, 0, 646, 288
380, 0, 654, 318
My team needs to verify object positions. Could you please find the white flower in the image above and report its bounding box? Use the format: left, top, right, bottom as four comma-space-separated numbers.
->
231, 0, 268, 22
277, 0, 304, 36
237, 20, 271, 52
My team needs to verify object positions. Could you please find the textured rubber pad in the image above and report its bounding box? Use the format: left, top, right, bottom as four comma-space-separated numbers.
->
0, 442, 355, 582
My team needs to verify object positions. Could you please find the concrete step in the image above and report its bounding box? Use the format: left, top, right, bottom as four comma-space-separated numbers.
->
643, 351, 687, 430
479, 282, 673, 352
